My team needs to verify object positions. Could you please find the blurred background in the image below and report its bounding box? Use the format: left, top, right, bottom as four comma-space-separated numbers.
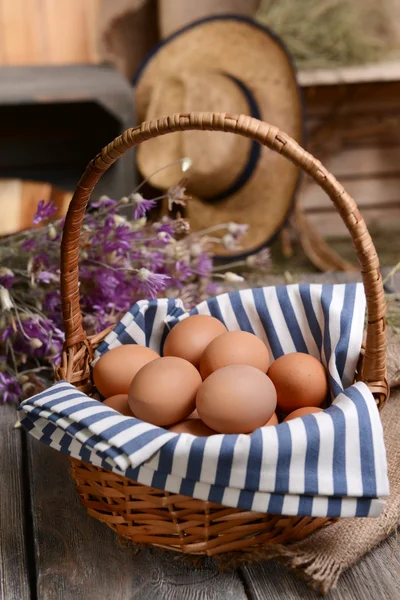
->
1, 0, 400, 270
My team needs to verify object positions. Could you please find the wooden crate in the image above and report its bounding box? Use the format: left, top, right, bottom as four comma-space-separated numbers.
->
0, 180, 71, 236
299, 61, 400, 238
0, 65, 135, 202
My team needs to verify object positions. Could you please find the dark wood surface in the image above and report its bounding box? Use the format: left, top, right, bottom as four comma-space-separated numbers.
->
2, 270, 400, 599
1, 405, 397, 600
0, 405, 30, 600
27, 439, 247, 600
241, 536, 400, 600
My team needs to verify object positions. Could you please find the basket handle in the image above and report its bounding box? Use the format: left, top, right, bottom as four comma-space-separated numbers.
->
60, 113, 387, 404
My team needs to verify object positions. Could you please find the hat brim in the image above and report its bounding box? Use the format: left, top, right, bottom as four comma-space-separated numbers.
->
133, 15, 305, 258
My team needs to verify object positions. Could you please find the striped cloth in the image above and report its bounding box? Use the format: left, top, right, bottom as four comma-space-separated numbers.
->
18, 283, 389, 518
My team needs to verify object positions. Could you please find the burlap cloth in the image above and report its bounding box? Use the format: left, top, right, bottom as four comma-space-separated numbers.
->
215, 331, 400, 594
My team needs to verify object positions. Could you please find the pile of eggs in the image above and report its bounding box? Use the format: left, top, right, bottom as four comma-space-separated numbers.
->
93, 315, 329, 435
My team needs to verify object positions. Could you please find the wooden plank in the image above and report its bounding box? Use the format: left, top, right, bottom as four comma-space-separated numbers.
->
0, 0, 100, 66
27, 438, 248, 600
299, 60, 400, 87
0, 0, 42, 65
42, 0, 100, 65
315, 146, 400, 179
240, 532, 400, 599
0, 65, 133, 105
301, 177, 400, 210
304, 81, 400, 117
305, 207, 400, 238
0, 405, 30, 600
0, 179, 22, 235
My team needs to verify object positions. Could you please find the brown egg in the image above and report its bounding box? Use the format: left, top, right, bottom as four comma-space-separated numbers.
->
263, 412, 279, 427
199, 331, 270, 379
268, 352, 328, 414
93, 345, 159, 398
169, 419, 216, 436
128, 357, 202, 427
103, 394, 134, 417
196, 365, 277, 434
163, 314, 227, 367
283, 407, 323, 422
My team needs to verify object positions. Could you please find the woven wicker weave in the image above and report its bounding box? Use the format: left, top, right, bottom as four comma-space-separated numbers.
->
58, 113, 388, 554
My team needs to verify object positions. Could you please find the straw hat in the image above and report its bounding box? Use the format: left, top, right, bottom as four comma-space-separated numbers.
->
134, 16, 303, 257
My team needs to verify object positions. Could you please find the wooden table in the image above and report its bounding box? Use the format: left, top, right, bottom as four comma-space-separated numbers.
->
1, 271, 399, 600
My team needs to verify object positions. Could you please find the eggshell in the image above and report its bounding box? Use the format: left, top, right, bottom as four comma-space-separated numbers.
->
196, 364, 277, 434
263, 412, 279, 427
169, 419, 216, 436
283, 407, 323, 422
93, 344, 159, 398
163, 314, 227, 367
199, 331, 270, 379
128, 356, 202, 427
268, 352, 328, 414
103, 394, 134, 417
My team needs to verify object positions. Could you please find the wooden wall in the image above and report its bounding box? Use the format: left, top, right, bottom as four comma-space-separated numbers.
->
299, 64, 400, 238
0, 0, 100, 65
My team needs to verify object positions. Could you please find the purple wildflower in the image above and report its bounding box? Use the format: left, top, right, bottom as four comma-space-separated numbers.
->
22, 238, 36, 252
0, 268, 15, 289
104, 216, 116, 231
3, 317, 64, 364
155, 220, 175, 236
136, 268, 170, 299
33, 199, 57, 224
82, 267, 133, 318
1, 324, 13, 342
43, 291, 61, 314
36, 270, 58, 284
144, 251, 166, 271
90, 195, 118, 209
206, 281, 220, 296
90, 303, 120, 331
28, 255, 58, 285
91, 218, 138, 256
175, 261, 192, 279
0, 373, 23, 404
95, 269, 125, 298
155, 231, 173, 246
195, 253, 213, 277
131, 193, 156, 219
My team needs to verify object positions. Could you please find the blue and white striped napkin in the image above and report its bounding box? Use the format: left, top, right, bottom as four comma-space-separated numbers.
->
18, 284, 389, 518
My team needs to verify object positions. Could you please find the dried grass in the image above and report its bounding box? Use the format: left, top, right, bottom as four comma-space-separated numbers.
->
256, 0, 389, 68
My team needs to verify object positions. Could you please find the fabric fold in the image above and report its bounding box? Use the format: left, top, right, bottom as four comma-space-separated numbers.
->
19, 284, 389, 518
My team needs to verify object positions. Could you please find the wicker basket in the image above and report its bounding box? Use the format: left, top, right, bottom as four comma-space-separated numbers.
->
58, 112, 389, 555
